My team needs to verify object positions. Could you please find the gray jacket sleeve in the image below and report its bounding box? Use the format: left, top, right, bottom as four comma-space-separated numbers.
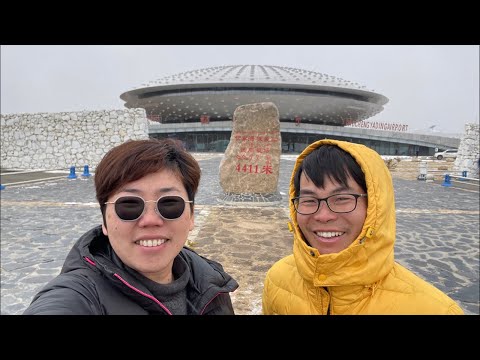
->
23, 272, 103, 315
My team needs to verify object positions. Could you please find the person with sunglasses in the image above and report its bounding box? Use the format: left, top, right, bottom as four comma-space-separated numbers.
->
23, 139, 239, 315
262, 139, 464, 315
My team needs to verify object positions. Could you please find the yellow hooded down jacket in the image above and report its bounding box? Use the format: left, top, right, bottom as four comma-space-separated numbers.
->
262, 139, 464, 315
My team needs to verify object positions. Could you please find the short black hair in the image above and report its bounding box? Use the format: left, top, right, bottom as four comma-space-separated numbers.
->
293, 145, 366, 196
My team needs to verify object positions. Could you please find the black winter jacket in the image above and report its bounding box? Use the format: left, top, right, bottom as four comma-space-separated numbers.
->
23, 225, 239, 315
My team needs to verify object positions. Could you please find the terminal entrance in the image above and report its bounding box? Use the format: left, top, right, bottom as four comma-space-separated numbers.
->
151, 132, 431, 156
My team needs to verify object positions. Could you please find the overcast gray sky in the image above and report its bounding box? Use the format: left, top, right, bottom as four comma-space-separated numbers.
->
1, 45, 478, 135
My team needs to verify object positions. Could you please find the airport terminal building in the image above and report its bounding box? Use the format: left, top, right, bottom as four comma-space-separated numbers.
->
120, 65, 460, 155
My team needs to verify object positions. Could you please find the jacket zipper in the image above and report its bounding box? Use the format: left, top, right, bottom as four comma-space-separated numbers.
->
200, 292, 223, 314
84, 257, 223, 315
83, 256, 173, 314
115, 273, 226, 315
325, 287, 331, 315
113, 273, 173, 315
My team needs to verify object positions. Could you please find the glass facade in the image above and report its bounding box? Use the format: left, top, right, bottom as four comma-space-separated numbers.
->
150, 131, 432, 156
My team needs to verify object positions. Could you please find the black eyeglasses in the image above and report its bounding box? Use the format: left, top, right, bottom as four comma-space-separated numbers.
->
292, 194, 367, 215
105, 195, 193, 221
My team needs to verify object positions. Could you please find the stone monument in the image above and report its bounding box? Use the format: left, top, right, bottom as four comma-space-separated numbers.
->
219, 102, 282, 203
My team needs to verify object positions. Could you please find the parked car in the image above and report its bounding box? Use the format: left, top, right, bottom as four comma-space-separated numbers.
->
434, 149, 458, 160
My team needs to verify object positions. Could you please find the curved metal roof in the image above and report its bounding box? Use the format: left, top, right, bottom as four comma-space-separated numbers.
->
130, 65, 372, 90
120, 65, 388, 126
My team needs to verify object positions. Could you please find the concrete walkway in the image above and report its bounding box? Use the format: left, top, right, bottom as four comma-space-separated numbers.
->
1, 154, 478, 315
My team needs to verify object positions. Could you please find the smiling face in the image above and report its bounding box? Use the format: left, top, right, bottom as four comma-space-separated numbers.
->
296, 172, 367, 255
102, 168, 194, 284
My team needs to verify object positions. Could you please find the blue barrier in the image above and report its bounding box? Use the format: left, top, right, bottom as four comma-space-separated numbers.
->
82, 165, 91, 177
0, 184, 5, 190
441, 174, 452, 187
457, 170, 468, 181
67, 166, 77, 179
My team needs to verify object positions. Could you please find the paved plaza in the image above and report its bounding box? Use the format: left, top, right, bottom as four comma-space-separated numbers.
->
1, 154, 479, 315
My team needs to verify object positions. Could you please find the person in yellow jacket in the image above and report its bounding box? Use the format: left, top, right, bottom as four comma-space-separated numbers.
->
262, 139, 464, 315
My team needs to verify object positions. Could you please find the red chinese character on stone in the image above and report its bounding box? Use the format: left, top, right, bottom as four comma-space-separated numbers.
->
261, 165, 273, 174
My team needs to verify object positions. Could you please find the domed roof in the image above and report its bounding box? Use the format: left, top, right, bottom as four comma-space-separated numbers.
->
132, 64, 372, 91
121, 64, 388, 125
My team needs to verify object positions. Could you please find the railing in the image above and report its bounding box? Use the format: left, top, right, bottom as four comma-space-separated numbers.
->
417, 167, 479, 190
438, 173, 479, 190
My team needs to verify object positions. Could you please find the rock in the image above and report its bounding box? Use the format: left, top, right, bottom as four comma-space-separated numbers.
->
219, 102, 281, 194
